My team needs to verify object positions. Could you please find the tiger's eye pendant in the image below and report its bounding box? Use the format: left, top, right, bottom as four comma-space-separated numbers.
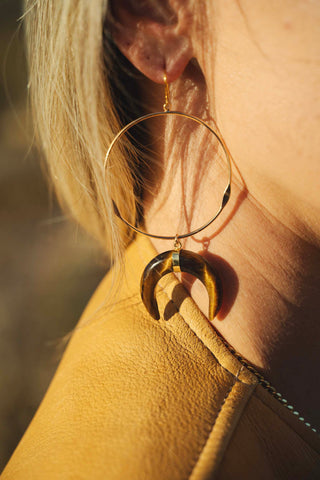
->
105, 73, 231, 322
140, 240, 222, 321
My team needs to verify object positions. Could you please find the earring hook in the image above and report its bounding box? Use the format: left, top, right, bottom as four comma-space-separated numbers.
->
163, 72, 170, 112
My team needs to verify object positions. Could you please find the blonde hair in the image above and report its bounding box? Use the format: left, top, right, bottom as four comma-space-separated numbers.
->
24, 0, 143, 265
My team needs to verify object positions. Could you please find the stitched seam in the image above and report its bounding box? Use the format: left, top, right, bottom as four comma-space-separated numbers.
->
188, 365, 243, 479
214, 365, 243, 423
157, 283, 246, 384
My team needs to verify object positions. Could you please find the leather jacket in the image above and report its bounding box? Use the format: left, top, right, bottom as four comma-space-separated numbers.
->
2, 236, 320, 479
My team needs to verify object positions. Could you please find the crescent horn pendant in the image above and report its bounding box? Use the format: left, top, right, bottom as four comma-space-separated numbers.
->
140, 250, 222, 321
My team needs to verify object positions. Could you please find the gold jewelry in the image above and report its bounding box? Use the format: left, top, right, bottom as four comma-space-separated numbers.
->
104, 73, 231, 320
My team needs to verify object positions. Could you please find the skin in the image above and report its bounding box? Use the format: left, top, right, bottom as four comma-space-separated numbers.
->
112, 0, 320, 428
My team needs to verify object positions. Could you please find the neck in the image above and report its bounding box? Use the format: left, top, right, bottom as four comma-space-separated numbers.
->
207, 187, 320, 421
147, 179, 320, 429
143, 78, 320, 429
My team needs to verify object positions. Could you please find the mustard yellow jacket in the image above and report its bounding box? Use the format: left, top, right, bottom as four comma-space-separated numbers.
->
2, 236, 320, 479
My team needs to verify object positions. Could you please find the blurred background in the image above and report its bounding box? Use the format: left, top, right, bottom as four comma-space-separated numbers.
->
0, 0, 108, 469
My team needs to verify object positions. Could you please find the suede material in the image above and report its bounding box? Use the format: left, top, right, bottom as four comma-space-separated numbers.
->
2, 235, 320, 479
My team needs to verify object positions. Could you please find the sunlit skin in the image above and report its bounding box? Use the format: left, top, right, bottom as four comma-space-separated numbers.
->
113, 0, 320, 428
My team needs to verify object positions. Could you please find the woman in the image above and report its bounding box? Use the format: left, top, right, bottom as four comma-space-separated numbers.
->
2, 0, 320, 478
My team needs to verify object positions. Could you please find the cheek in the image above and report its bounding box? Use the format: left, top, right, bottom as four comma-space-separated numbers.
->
217, 62, 320, 196
211, 1, 320, 209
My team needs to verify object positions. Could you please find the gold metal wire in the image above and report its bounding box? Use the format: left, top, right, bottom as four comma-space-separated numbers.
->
174, 234, 182, 251
163, 72, 170, 112
104, 74, 232, 241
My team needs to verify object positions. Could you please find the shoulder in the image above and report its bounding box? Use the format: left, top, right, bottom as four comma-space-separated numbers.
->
2, 237, 320, 480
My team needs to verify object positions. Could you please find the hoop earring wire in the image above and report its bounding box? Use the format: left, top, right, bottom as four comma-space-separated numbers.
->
104, 73, 232, 320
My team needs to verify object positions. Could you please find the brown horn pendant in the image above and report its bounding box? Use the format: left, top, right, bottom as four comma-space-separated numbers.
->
140, 250, 222, 321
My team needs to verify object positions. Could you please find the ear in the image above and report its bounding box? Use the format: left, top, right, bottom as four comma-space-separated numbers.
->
109, 0, 193, 84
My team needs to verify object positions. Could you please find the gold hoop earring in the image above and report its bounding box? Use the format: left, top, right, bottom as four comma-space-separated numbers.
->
104, 73, 231, 321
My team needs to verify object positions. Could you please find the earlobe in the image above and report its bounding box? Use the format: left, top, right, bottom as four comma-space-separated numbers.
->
110, 1, 193, 83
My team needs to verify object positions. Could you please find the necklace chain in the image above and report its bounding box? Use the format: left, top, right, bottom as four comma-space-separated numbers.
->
216, 330, 318, 435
